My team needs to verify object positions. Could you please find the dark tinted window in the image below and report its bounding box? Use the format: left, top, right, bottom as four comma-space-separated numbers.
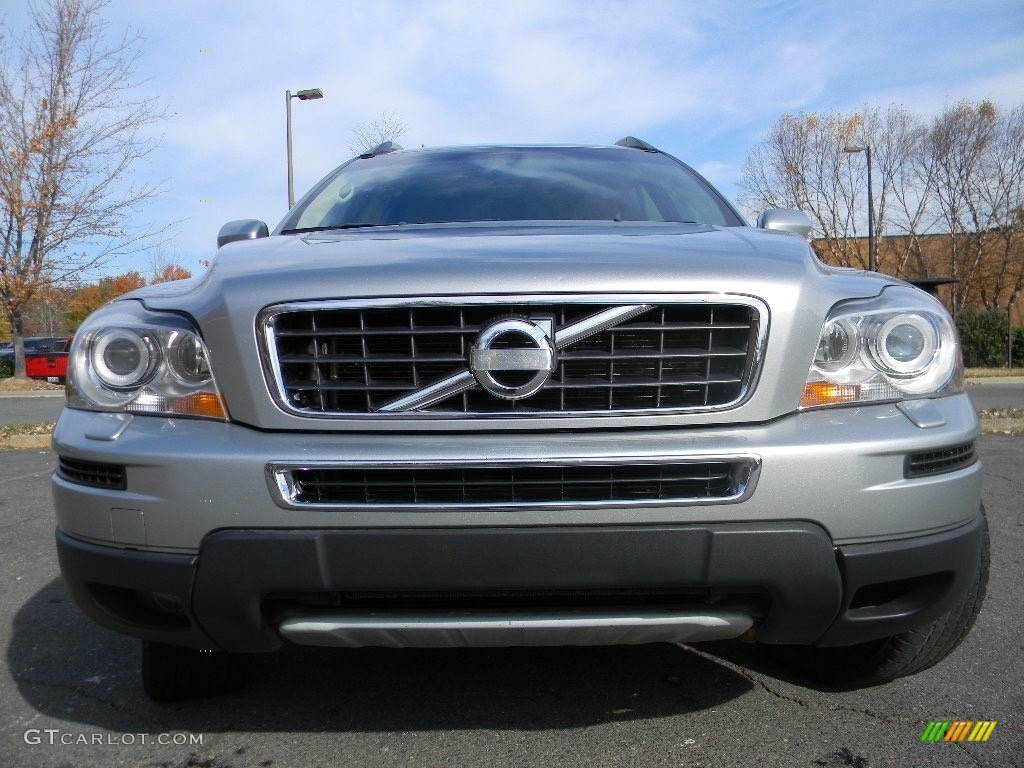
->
24, 337, 69, 353
282, 147, 742, 231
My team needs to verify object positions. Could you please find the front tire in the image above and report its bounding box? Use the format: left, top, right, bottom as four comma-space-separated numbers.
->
769, 507, 990, 687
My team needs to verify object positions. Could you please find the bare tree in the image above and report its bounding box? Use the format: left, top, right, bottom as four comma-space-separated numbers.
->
348, 111, 408, 155
982, 105, 1024, 318
739, 111, 865, 267
928, 101, 997, 315
145, 239, 191, 284
871, 106, 935, 278
740, 101, 1024, 321
0, 0, 163, 377
923, 101, 1024, 317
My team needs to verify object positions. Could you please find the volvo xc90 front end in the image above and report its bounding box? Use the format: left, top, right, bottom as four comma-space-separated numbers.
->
52, 140, 986, 700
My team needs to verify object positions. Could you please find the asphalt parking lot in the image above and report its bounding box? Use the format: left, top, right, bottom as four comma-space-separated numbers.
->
1, 435, 1021, 768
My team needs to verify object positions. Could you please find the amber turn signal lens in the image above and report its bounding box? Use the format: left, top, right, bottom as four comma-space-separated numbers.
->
800, 381, 861, 408
169, 392, 228, 420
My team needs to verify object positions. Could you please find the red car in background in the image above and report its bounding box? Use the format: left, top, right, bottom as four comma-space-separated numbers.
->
0, 336, 73, 383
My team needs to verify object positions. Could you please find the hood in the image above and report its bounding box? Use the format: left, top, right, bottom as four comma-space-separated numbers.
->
134, 221, 874, 318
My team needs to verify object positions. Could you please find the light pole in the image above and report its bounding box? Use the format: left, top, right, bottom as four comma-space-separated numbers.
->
286, 88, 323, 209
843, 145, 875, 272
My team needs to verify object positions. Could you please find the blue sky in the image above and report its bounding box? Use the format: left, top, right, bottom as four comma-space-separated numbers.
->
6, 0, 1024, 277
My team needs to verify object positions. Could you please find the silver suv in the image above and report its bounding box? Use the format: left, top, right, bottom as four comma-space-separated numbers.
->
52, 140, 987, 700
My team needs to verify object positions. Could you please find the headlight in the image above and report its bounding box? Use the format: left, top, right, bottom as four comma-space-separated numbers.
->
67, 302, 228, 420
165, 331, 212, 385
870, 314, 937, 375
90, 329, 161, 390
800, 286, 963, 409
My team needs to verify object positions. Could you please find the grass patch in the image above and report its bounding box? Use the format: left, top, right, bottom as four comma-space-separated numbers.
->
0, 422, 55, 438
979, 409, 1024, 436
0, 376, 63, 392
0, 422, 56, 450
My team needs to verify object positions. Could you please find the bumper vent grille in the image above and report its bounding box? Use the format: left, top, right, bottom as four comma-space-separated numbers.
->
261, 299, 762, 416
270, 459, 759, 508
904, 442, 976, 479
57, 456, 127, 490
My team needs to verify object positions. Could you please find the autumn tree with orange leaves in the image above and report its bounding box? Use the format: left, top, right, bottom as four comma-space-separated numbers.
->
63, 265, 192, 330
0, 0, 163, 377
63, 271, 147, 331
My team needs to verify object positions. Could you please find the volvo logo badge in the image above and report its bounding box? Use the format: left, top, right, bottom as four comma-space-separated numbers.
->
470, 317, 556, 400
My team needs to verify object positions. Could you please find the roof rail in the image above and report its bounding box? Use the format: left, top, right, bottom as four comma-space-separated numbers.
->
615, 136, 659, 152
360, 141, 404, 159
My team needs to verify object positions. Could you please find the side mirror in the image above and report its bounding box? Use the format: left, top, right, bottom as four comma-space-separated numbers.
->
217, 219, 269, 249
757, 208, 813, 238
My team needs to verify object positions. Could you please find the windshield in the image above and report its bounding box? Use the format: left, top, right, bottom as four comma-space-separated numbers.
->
279, 146, 744, 232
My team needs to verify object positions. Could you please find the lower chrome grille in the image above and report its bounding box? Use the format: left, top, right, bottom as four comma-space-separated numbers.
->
904, 442, 976, 479
268, 458, 760, 508
259, 296, 764, 417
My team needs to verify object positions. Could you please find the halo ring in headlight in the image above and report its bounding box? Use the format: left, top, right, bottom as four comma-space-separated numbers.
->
90, 329, 160, 390
871, 314, 937, 375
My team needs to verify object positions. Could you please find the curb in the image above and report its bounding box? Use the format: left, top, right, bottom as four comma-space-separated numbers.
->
966, 376, 1024, 385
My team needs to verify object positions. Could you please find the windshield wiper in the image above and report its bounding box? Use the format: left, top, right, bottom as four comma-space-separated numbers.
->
281, 223, 394, 234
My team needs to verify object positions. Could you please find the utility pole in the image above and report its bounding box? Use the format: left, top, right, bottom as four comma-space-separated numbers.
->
843, 145, 875, 271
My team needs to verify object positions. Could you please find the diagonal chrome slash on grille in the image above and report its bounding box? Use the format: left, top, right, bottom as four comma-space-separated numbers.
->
376, 304, 654, 412
375, 369, 477, 413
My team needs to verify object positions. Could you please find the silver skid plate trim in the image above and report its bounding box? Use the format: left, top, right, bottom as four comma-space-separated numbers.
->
277, 610, 754, 648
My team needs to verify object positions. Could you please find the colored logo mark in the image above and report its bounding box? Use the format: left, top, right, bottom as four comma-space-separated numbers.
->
921, 721, 997, 742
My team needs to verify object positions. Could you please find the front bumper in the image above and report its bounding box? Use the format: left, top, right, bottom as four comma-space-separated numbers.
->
55, 508, 986, 651
51, 394, 984, 652
52, 395, 982, 551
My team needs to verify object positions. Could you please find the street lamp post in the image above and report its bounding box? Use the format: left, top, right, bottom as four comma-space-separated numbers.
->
843, 145, 875, 272
286, 88, 324, 209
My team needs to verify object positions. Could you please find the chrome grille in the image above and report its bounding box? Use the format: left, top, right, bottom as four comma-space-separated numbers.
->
261, 298, 763, 416
269, 458, 760, 508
